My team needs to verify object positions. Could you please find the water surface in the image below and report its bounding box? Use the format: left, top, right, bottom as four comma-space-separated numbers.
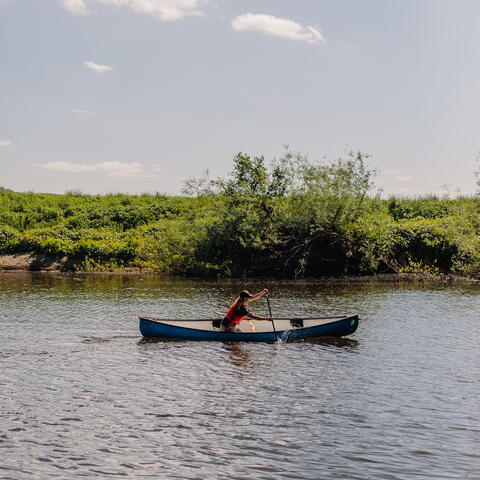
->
1, 273, 479, 479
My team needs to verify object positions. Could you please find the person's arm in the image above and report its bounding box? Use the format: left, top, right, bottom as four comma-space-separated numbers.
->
249, 288, 268, 302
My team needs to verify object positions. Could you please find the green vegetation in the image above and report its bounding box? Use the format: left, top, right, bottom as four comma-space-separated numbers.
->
1, 151, 479, 278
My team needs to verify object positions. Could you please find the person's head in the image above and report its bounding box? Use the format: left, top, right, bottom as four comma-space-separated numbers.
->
238, 290, 253, 306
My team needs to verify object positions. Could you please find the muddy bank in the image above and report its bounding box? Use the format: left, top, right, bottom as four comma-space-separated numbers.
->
0, 254, 78, 271
0, 254, 153, 273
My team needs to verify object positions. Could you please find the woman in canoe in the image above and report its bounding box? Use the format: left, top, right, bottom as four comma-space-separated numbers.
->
221, 289, 273, 332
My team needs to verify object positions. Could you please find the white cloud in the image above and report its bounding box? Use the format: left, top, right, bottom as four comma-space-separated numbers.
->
231, 13, 325, 44
0, 139, 13, 147
63, 0, 206, 21
394, 176, 414, 181
85, 61, 114, 73
72, 108, 98, 115
62, 0, 88, 15
33, 161, 152, 178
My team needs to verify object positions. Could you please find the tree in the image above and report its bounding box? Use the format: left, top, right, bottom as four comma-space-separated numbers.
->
191, 153, 291, 275
278, 150, 377, 276
187, 149, 377, 277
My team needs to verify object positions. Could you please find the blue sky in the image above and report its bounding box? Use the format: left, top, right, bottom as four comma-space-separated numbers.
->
1, 0, 479, 196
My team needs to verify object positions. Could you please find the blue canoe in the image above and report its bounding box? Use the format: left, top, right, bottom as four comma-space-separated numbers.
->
138, 315, 359, 342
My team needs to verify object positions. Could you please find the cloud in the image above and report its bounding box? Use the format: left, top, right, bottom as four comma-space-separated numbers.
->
62, 0, 88, 15
33, 161, 152, 178
72, 108, 98, 115
85, 61, 113, 73
394, 176, 414, 181
231, 13, 325, 44
0, 139, 13, 147
63, 0, 206, 21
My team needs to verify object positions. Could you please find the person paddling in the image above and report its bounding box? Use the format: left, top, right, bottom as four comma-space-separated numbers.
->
221, 289, 273, 332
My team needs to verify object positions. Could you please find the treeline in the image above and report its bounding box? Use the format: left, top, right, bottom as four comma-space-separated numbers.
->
0, 151, 479, 278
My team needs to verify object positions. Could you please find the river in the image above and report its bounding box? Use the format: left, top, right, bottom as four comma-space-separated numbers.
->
0, 273, 479, 479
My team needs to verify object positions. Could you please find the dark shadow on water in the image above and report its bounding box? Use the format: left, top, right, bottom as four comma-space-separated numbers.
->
136, 337, 203, 352
138, 337, 186, 345
80, 335, 139, 344
81, 337, 112, 344
304, 337, 360, 350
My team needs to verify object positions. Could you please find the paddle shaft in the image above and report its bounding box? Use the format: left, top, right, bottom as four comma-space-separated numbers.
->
265, 293, 277, 337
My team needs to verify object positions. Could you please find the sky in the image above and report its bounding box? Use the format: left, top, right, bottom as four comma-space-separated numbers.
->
1, 0, 479, 196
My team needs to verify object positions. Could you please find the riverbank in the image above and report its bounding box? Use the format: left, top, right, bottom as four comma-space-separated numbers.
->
0, 253, 153, 273
1, 153, 479, 279
1, 253, 478, 284
0, 253, 71, 271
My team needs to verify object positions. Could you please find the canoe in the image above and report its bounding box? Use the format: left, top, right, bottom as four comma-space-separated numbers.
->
138, 315, 359, 342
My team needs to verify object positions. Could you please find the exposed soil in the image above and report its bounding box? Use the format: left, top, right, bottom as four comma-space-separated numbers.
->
0, 254, 78, 271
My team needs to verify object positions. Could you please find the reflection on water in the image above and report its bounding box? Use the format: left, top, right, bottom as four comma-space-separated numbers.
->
0, 272, 479, 480
223, 343, 251, 368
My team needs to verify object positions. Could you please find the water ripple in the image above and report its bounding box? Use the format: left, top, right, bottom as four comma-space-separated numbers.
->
0, 273, 479, 479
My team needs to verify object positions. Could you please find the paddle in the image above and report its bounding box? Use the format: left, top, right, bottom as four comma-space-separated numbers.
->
265, 293, 278, 341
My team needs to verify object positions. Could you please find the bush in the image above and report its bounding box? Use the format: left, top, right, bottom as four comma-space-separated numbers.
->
0, 225, 21, 252
0, 154, 479, 278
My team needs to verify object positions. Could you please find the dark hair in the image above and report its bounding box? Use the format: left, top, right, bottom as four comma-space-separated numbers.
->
239, 290, 253, 298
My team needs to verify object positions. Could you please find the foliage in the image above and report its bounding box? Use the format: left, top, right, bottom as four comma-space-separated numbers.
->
0, 191, 218, 272
0, 152, 479, 278
387, 196, 451, 220
190, 150, 379, 276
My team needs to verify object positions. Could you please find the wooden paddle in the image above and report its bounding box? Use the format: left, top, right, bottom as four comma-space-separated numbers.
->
265, 293, 278, 340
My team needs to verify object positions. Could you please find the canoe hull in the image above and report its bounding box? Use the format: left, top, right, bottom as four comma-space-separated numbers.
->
139, 315, 359, 342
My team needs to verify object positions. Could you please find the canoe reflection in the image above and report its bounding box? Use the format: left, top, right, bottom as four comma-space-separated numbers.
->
223, 343, 250, 368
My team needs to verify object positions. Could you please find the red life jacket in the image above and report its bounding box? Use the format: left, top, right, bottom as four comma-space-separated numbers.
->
225, 299, 249, 328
